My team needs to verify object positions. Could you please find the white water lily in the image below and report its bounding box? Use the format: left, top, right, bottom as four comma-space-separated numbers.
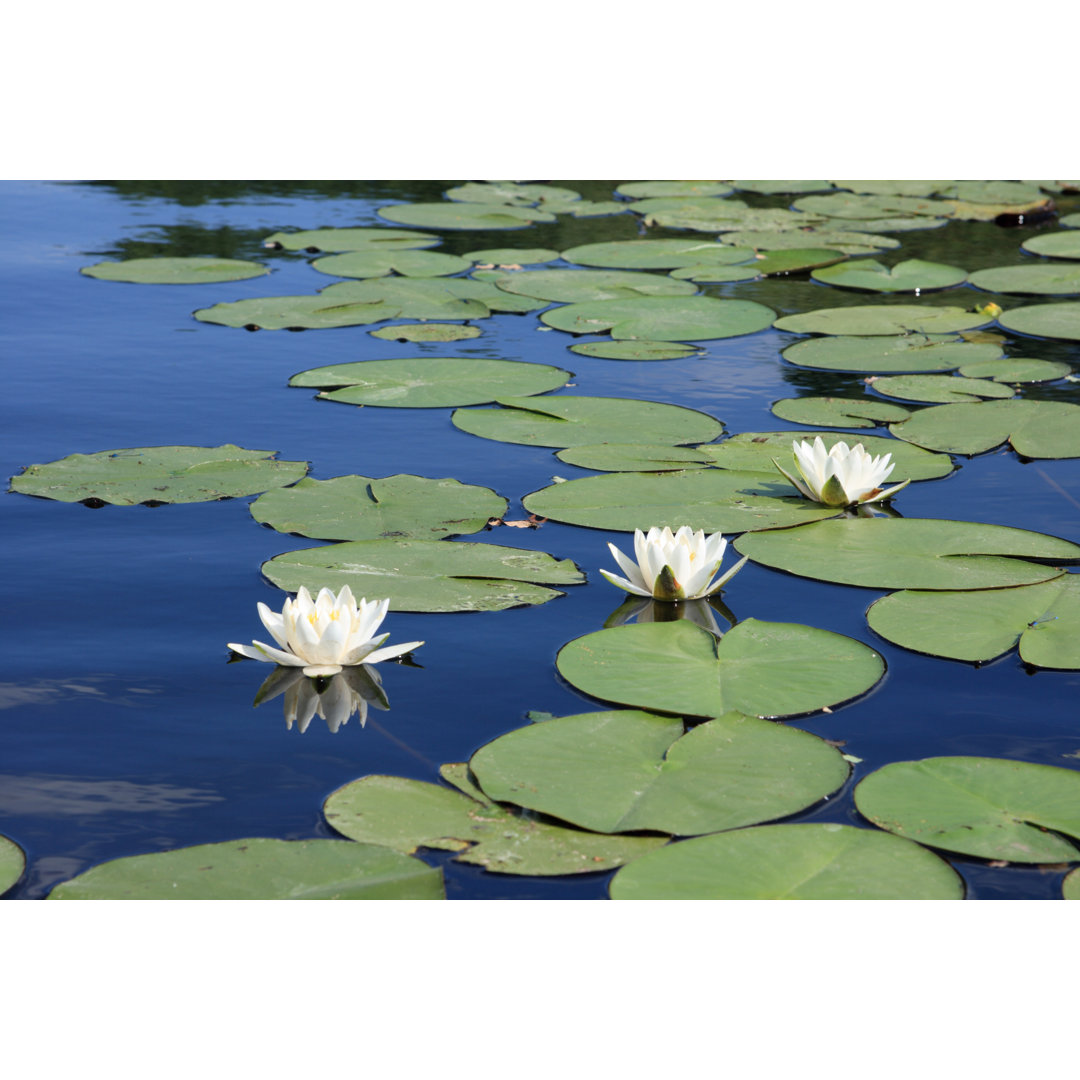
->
228, 586, 423, 677
600, 525, 748, 602
774, 436, 910, 508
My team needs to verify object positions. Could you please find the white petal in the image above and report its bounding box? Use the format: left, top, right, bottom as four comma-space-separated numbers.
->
256, 603, 291, 650
230, 640, 306, 667
362, 640, 425, 665
599, 569, 652, 597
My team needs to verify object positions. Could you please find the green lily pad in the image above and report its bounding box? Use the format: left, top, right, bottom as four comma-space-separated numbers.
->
869, 375, 1014, 404
866, 576, 1080, 668
0, 834, 25, 896
369, 323, 482, 343
523, 469, 839, 533
263, 228, 439, 252
452, 395, 723, 448
811, 258, 967, 293
1021, 232, 1080, 260
735, 517, 1080, 590
640, 205, 821, 233
782, 333, 1004, 373
378, 202, 556, 230
493, 268, 697, 302
9, 444, 308, 505
541, 296, 775, 342
561, 239, 755, 269
609, 823, 964, 900
1065, 868, 1080, 900
998, 302, 1080, 341
556, 618, 884, 719
724, 230, 901, 255
569, 340, 702, 361
80, 257, 270, 284
250, 474, 506, 541
47, 838, 444, 899
955, 357, 1071, 383
730, 181, 835, 195
890, 400, 1080, 458
700, 431, 953, 481
471, 709, 849, 836
616, 181, 734, 198
670, 248, 847, 281
854, 757, 1080, 864
290, 357, 570, 408
262, 538, 584, 613
310, 249, 472, 279
1061, 212, 1080, 226
626, 196, 748, 218
558, 200, 630, 218
942, 181, 1047, 205
323, 766, 666, 875
833, 181, 950, 197
771, 396, 912, 427
556, 444, 715, 472
444, 182, 580, 207
774, 304, 993, 336
793, 193, 946, 220
464, 247, 560, 265
843, 216, 949, 233
969, 264, 1080, 295
194, 292, 405, 330
943, 197, 1055, 221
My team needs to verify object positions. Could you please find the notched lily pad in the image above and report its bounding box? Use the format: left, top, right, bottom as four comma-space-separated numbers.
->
0, 834, 25, 896
954, 357, 1071, 383
969, 264, 1080, 296
263, 228, 439, 252
310, 249, 472, 279
493, 268, 696, 303
378, 202, 556, 230
723, 230, 901, 255
998, 302, 1080, 341
771, 396, 911, 428
556, 444, 714, 472
811, 258, 967, 293
774, 304, 993, 336
369, 323, 482, 343
782, 334, 1004, 373
81, 257, 270, 284
569, 340, 702, 361
869, 374, 1014, 404
671, 248, 846, 282
561, 239, 754, 270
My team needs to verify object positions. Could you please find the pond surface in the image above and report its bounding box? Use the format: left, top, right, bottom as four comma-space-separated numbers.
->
2, 180, 1078, 900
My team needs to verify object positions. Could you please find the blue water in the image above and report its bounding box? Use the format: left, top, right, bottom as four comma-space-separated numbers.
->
2, 180, 1078, 900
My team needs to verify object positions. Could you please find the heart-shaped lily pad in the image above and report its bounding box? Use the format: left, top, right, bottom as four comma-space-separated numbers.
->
452, 395, 723, 448
616, 181, 734, 199
774, 304, 992, 336
997, 302, 1080, 341
493, 268, 697, 302
561, 239, 755, 270
81, 257, 270, 284
735, 517, 1080, 590
323, 765, 666, 875
793, 193, 946, 220
969, 264, 1080, 295
671, 248, 847, 282
608, 823, 964, 900
954, 357, 1071, 383
291, 357, 570, 408
470, 709, 849, 835
464, 247, 560, 265
943, 180, 1047, 204
444, 182, 580, 207
1021, 232, 1080, 260
724, 230, 901, 255
48, 838, 444, 899
811, 258, 967, 292
771, 396, 912, 427
569, 340, 702, 361
640, 205, 821, 233
889, 400, 1080, 458
782, 334, 1004, 373
0, 834, 25, 896
369, 323, 482, 343
310, 249, 472, 279
9, 445, 308, 505
194, 292, 405, 330
556, 619, 884, 719
866, 576, 1080, 667
869, 375, 1014, 404
263, 228, 439, 252
854, 757, 1080, 864
555, 444, 715, 472
262, 539, 584, 612
730, 180, 835, 195
834, 181, 949, 197
378, 202, 556, 230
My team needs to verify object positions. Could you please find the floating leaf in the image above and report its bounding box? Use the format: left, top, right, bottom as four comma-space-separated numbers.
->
774, 304, 992, 336
955, 357, 1071, 383
670, 248, 846, 281
291, 357, 569, 408
540, 296, 775, 342
640, 205, 822, 233
616, 181, 734, 198
48, 838, 444, 899
811, 258, 967, 293
80, 257, 270, 284
609, 823, 964, 900
941, 181, 1047, 205
843, 216, 949, 233
782, 333, 1003, 373
869, 375, 1014, 404
464, 247, 560, 265
444, 182, 580, 207
854, 757, 1080, 864
263, 228, 439, 252
1065, 868, 1080, 900
998, 302, 1080, 341
730, 180, 835, 195
555, 619, 884, 719
890, 399, 1080, 458
9, 444, 308, 505
470, 709, 849, 835
323, 767, 666, 875
250, 474, 506, 541
833, 181, 950, 197
263, 538, 584, 613
378, 202, 556, 230
793, 193, 946, 220
493, 268, 696, 303
310, 249, 472, 279
0, 834, 25, 896
735, 517, 1080, 590
369, 323, 482, 342
556, 444, 714, 472
626, 195, 748, 218
723, 229, 901, 255
771, 396, 911, 427
193, 292, 404, 330
866, 576, 1080, 668
968, 264, 1080, 295
561, 239, 754, 270
452, 395, 723, 448
558, 200, 630, 218
569, 340, 702, 361
1021, 232, 1080, 260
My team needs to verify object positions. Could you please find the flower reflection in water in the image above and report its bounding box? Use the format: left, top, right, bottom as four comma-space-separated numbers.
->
253, 664, 389, 734
603, 596, 737, 639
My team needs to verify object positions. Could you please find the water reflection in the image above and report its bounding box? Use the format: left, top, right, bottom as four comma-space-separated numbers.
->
603, 596, 737, 638
253, 665, 389, 734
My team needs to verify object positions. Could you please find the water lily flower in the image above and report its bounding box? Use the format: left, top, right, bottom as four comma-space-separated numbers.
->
600, 525, 747, 602
774, 437, 910, 508
228, 586, 423, 677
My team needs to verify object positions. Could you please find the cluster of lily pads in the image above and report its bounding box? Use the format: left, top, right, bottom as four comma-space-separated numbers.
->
6, 178, 1080, 899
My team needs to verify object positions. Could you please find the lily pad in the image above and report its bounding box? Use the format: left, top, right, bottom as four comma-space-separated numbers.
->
1065, 868, 1080, 900
561, 239, 754, 270
890, 400, 1080, 458
843, 216, 949, 233
556, 444, 715, 472
866, 576, 1080, 668
80, 257, 270, 284
569, 340, 702, 361
626, 196, 748, 218
730, 180, 835, 195
444, 182, 580, 207
955, 357, 1071, 383
1021, 232, 1080, 260
735, 517, 1080, 590
464, 247, 560, 265
493, 268, 697, 303
782, 333, 1004, 373
998, 302, 1080, 341
541, 296, 775, 342
378, 202, 556, 230
793, 193, 946, 220
941, 181, 1046, 205
250, 474, 506, 541
194, 292, 405, 330
47, 838, 444, 899
969, 264, 1080, 295
323, 766, 666, 875
724, 230, 901, 255
641, 206, 822, 233
523, 469, 840, 533
9, 444, 308, 505
324, 276, 545, 316
0, 834, 25, 896
263, 228, 439, 252
774, 304, 992, 336
616, 181, 733, 198
833, 181, 950, 197
609, 823, 964, 900
369, 323, 482, 343
854, 757, 1080, 864
771, 396, 912, 427
290, 357, 570, 408
555, 619, 884, 719
558, 200, 630, 218
310, 249, 473, 279
811, 258, 967, 293
869, 375, 1014, 404
670, 248, 847, 281
471, 709, 848, 836
262, 538, 584, 613
452, 395, 723, 448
